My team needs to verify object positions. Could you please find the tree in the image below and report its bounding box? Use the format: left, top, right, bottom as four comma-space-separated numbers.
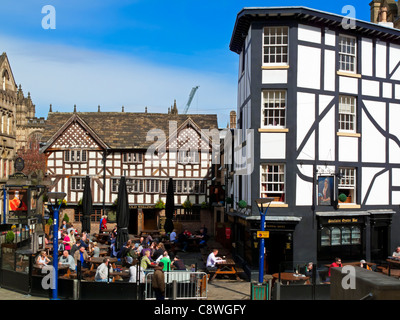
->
16, 136, 47, 176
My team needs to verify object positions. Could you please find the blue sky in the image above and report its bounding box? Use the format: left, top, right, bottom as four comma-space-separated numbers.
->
0, 0, 371, 127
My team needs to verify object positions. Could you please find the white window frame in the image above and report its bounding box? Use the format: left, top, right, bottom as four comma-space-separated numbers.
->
146, 179, 159, 194
65, 150, 87, 163
260, 164, 286, 202
261, 90, 287, 128
339, 35, 357, 73
112, 178, 144, 193
338, 167, 356, 204
339, 95, 356, 133
262, 26, 289, 66
123, 152, 143, 163
177, 150, 200, 164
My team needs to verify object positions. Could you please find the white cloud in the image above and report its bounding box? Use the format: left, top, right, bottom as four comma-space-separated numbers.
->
0, 34, 236, 126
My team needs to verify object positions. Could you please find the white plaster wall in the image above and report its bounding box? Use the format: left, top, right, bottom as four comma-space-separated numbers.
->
361, 38, 373, 77
375, 41, 387, 79
324, 29, 335, 46
392, 168, 400, 186
318, 95, 335, 161
383, 82, 392, 99
324, 49, 336, 92
362, 168, 389, 205
297, 92, 315, 160
297, 45, 321, 90
392, 191, 400, 205
339, 76, 358, 95
262, 70, 288, 84
362, 79, 380, 97
389, 103, 400, 164
362, 107, 386, 164
298, 24, 321, 44
389, 43, 400, 81
338, 136, 358, 162
296, 164, 313, 206
260, 133, 286, 159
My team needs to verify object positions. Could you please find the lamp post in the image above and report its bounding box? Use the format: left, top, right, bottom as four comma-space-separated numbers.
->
255, 198, 274, 284
47, 192, 66, 300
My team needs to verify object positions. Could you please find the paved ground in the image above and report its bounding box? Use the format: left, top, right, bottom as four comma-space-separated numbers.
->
0, 287, 47, 300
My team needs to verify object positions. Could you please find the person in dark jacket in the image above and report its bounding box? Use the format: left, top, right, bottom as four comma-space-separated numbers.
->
152, 262, 165, 300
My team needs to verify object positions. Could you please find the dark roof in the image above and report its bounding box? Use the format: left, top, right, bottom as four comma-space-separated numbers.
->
230, 6, 400, 54
41, 112, 219, 150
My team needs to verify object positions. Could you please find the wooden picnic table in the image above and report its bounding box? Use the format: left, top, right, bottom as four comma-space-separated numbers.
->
324, 261, 376, 268
88, 256, 118, 270
386, 258, 400, 277
140, 229, 160, 237
109, 269, 130, 282
272, 272, 309, 285
211, 259, 241, 281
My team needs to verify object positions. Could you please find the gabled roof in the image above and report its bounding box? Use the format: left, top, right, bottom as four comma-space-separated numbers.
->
41, 111, 218, 150
40, 113, 109, 152
0, 52, 17, 89
230, 6, 400, 54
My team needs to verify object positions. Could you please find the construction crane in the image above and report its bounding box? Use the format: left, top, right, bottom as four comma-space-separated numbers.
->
183, 86, 199, 114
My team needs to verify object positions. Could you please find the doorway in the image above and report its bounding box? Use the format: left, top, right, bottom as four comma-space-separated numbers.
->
143, 209, 158, 230
371, 225, 389, 262
264, 231, 293, 274
128, 209, 138, 235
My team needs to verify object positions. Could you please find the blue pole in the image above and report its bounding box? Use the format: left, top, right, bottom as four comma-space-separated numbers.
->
259, 213, 266, 284
3, 186, 6, 224
52, 205, 61, 300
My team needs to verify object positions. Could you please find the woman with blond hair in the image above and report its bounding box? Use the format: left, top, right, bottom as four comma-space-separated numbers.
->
36, 251, 51, 266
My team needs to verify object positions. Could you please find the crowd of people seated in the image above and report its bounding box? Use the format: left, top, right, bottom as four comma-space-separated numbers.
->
36, 219, 210, 282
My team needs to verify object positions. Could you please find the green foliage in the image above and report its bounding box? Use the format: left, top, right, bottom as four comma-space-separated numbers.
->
63, 213, 69, 223
155, 199, 165, 209
338, 193, 347, 202
201, 201, 209, 209
47, 217, 53, 226
57, 199, 67, 208
5, 231, 14, 244
238, 200, 247, 209
182, 199, 192, 209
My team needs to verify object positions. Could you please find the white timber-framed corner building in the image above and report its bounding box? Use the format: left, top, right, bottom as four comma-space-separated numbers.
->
228, 6, 400, 277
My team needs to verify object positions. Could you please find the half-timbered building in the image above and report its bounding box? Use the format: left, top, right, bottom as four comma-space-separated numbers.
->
229, 6, 400, 279
40, 106, 218, 235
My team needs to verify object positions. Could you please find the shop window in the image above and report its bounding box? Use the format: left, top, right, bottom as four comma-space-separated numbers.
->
331, 227, 341, 246
341, 227, 351, 245
321, 227, 331, 247
351, 226, 361, 244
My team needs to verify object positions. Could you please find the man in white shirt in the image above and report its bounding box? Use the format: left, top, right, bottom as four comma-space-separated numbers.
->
393, 246, 400, 258
95, 258, 113, 282
58, 250, 75, 271
206, 249, 222, 270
